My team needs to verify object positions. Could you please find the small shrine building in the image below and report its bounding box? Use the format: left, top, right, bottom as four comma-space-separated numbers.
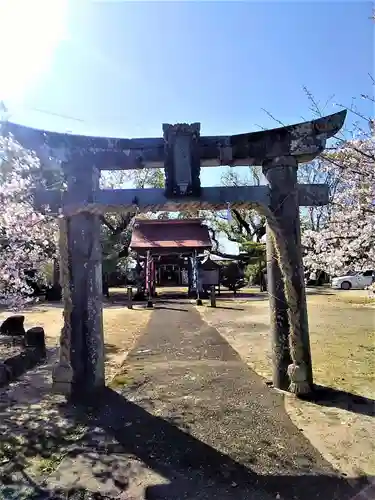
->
129, 218, 213, 292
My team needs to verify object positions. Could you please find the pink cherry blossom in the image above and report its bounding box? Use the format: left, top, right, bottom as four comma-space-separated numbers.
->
0, 133, 57, 309
302, 133, 375, 276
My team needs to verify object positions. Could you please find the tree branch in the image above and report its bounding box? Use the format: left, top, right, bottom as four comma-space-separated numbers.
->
232, 209, 252, 235
100, 216, 116, 233
208, 227, 251, 262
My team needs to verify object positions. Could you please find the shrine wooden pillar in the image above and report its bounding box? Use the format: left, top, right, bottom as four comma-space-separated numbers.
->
146, 250, 153, 308
53, 162, 105, 399
262, 156, 313, 392
187, 256, 193, 297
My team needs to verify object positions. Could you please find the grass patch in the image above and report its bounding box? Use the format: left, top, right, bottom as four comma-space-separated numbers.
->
29, 424, 87, 476
331, 294, 375, 306
34, 454, 62, 475
108, 372, 134, 389
306, 297, 374, 398
199, 291, 375, 398
0, 420, 88, 478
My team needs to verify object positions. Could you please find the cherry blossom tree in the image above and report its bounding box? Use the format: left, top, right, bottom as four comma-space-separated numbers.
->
0, 117, 167, 306
302, 127, 375, 276
0, 132, 57, 308
297, 72, 375, 276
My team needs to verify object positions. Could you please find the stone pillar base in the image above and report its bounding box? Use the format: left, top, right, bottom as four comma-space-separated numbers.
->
52, 360, 73, 396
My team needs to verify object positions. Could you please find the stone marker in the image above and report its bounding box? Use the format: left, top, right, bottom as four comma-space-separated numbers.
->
0, 315, 25, 336
210, 285, 216, 307
0, 362, 11, 385
127, 286, 133, 309
25, 327, 46, 358
45, 283, 62, 302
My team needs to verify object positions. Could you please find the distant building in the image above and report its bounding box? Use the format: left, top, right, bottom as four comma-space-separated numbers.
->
130, 218, 212, 292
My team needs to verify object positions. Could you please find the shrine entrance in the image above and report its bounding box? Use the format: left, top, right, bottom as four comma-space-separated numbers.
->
5, 109, 347, 400
129, 218, 213, 300
158, 266, 181, 287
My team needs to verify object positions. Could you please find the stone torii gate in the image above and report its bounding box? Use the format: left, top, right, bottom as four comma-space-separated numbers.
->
5, 110, 346, 399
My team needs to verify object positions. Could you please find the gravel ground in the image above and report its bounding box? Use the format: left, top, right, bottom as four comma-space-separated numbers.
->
0, 336, 25, 359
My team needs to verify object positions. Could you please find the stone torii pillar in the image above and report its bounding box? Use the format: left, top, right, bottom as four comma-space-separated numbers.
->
263, 156, 312, 392
52, 161, 105, 399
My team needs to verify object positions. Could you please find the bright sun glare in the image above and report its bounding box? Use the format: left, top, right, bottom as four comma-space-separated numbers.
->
0, 0, 68, 105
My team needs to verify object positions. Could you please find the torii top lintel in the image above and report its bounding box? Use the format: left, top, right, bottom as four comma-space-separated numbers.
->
4, 110, 346, 171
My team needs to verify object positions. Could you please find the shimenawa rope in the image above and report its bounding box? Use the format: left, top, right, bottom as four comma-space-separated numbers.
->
259, 204, 311, 395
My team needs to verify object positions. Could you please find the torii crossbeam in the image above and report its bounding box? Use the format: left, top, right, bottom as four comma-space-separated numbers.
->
5, 111, 346, 214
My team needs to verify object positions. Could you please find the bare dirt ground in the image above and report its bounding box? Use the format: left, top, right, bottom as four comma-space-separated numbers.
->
197, 287, 375, 478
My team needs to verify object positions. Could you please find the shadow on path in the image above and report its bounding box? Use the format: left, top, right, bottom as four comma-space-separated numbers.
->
211, 305, 245, 311
300, 385, 375, 418
153, 305, 190, 313
72, 387, 368, 500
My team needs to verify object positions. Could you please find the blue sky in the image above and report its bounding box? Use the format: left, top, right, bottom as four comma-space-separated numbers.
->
1, 1, 373, 203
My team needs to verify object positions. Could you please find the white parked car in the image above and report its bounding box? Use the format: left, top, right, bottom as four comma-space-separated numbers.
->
331, 270, 374, 290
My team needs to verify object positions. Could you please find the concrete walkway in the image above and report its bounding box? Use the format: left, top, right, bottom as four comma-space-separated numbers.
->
53, 301, 363, 500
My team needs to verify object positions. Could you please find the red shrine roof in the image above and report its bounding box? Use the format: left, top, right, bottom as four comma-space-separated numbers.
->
130, 219, 212, 253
